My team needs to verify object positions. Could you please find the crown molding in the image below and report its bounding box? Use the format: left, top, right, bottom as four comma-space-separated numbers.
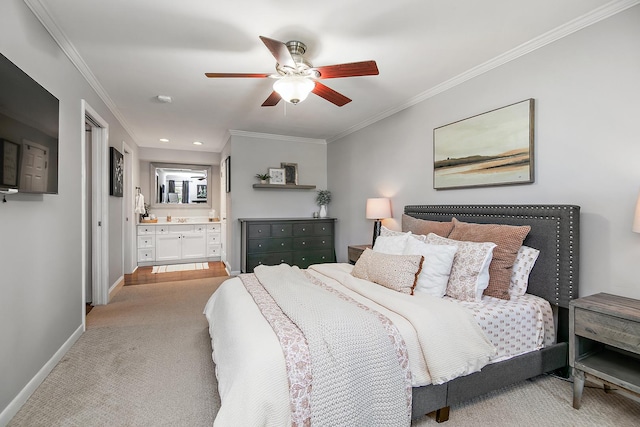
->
327, 0, 640, 143
23, 0, 140, 144
229, 129, 326, 145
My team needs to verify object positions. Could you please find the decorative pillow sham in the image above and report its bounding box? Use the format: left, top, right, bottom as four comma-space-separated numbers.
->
509, 245, 540, 297
425, 233, 495, 302
402, 214, 454, 238
448, 218, 531, 300
372, 233, 411, 255
380, 225, 425, 242
351, 248, 424, 294
402, 237, 458, 297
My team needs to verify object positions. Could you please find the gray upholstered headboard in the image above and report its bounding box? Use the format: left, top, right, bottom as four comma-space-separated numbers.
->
403, 205, 580, 308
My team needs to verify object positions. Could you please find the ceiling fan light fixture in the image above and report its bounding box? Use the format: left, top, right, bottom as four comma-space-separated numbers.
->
273, 76, 315, 104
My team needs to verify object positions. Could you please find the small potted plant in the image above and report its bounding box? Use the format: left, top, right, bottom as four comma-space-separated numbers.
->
316, 190, 331, 218
255, 173, 271, 184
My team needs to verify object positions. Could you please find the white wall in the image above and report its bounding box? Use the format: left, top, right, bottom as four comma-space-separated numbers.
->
328, 5, 640, 300
0, 0, 138, 420
227, 133, 328, 273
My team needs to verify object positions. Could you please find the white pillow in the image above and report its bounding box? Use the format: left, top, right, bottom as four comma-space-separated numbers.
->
380, 225, 426, 242
403, 237, 458, 297
425, 233, 496, 302
372, 233, 410, 255
509, 245, 540, 297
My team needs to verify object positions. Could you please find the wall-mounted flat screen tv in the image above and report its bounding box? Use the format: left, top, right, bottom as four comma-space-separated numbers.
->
0, 52, 59, 194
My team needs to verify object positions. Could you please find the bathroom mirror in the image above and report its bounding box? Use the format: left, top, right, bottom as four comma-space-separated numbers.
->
150, 162, 212, 209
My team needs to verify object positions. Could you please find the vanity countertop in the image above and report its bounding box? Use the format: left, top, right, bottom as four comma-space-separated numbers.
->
138, 219, 220, 226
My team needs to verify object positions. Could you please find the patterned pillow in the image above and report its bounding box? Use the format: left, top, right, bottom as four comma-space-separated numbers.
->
425, 233, 496, 302
372, 233, 410, 255
351, 248, 424, 294
402, 214, 454, 237
402, 237, 458, 297
448, 218, 531, 300
509, 246, 540, 297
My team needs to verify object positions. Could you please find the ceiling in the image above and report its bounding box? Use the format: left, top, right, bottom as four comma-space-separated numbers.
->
27, 0, 622, 153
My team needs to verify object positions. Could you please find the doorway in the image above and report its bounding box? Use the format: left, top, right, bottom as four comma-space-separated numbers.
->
82, 100, 109, 328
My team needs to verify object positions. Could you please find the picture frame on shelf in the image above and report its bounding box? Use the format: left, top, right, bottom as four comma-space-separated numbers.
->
281, 162, 298, 185
268, 167, 285, 185
433, 98, 534, 190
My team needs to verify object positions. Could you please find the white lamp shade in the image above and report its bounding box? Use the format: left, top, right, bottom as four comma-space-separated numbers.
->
273, 76, 315, 104
366, 198, 391, 219
634, 192, 640, 233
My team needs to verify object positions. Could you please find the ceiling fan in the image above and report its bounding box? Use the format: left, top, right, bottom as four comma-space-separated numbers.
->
205, 36, 379, 107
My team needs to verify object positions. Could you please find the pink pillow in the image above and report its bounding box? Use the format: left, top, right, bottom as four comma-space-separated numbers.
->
351, 249, 424, 294
448, 218, 530, 300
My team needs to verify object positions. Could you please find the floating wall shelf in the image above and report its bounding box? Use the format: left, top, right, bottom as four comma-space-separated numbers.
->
252, 184, 316, 190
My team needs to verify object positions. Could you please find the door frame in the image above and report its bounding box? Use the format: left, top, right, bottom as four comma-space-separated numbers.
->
81, 100, 109, 321
123, 142, 136, 275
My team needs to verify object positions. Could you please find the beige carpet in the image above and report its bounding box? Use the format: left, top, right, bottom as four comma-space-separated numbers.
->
8, 277, 640, 426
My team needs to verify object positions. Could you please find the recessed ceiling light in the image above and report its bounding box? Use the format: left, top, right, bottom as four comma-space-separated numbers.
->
193, 141, 203, 146
156, 95, 172, 103
159, 138, 169, 142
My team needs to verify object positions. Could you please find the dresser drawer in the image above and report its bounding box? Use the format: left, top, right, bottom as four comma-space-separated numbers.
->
293, 223, 315, 236
208, 244, 221, 257
248, 238, 292, 253
137, 235, 155, 248
207, 223, 221, 232
248, 252, 293, 271
574, 307, 640, 354
314, 222, 333, 235
137, 225, 155, 235
293, 250, 334, 268
293, 236, 332, 250
193, 224, 207, 233
271, 223, 293, 237
248, 224, 271, 238
208, 233, 221, 244
137, 248, 155, 262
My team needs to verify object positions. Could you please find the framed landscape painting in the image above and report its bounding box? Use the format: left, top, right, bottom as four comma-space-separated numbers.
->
433, 99, 534, 190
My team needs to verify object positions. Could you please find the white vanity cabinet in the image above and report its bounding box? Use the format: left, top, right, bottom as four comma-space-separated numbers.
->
155, 224, 206, 262
207, 223, 222, 257
137, 226, 156, 262
137, 221, 220, 266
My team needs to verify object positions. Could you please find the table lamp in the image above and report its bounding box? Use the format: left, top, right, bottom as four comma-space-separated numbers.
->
366, 197, 391, 247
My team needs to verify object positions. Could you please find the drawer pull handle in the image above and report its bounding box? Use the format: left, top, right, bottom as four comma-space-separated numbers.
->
258, 262, 262, 265
322, 256, 325, 259
302, 241, 305, 245
259, 230, 262, 233
322, 240, 325, 244
302, 257, 306, 261
322, 227, 326, 231
302, 228, 306, 231
281, 243, 285, 246
258, 244, 262, 247
281, 228, 284, 232
280, 259, 284, 262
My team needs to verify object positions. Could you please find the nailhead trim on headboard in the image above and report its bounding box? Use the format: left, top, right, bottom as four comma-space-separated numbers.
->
403, 205, 580, 308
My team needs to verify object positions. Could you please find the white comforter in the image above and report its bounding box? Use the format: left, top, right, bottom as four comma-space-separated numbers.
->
204, 263, 496, 426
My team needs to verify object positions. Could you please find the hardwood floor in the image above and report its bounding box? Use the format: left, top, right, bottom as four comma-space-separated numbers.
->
124, 261, 229, 285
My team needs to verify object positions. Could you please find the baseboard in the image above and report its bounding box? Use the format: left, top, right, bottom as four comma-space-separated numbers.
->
109, 275, 125, 302
0, 325, 83, 426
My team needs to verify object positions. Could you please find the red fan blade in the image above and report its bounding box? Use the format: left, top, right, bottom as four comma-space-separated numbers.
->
261, 91, 282, 107
205, 73, 270, 78
259, 36, 296, 69
312, 82, 351, 107
314, 60, 379, 79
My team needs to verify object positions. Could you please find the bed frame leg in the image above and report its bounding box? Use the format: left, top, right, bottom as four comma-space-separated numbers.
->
435, 406, 450, 422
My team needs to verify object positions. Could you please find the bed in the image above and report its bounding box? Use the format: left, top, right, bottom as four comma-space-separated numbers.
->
204, 204, 580, 425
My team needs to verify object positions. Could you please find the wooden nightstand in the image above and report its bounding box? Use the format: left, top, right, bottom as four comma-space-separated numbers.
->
347, 244, 371, 264
569, 293, 640, 409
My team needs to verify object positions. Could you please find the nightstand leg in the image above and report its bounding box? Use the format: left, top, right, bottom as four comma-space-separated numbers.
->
573, 369, 585, 409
